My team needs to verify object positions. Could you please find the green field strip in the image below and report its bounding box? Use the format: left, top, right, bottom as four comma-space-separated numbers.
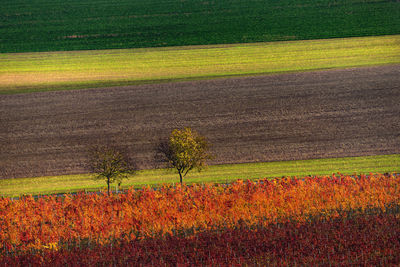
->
1, 35, 399, 94
1, 0, 399, 53
1, 154, 399, 197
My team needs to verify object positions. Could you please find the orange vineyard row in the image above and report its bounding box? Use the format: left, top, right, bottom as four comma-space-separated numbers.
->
1, 173, 399, 254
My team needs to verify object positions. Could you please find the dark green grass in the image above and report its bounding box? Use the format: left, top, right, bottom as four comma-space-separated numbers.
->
1, 0, 399, 53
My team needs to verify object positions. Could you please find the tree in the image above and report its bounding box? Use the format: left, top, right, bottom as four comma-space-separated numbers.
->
156, 127, 213, 184
88, 145, 136, 195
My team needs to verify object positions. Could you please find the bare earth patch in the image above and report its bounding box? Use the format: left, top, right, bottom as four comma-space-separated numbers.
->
1, 65, 399, 178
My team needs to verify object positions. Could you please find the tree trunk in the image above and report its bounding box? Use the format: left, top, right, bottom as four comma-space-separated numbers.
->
178, 171, 183, 185
107, 177, 110, 195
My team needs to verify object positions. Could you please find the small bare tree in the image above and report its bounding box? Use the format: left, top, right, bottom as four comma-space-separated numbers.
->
156, 127, 213, 184
88, 145, 136, 195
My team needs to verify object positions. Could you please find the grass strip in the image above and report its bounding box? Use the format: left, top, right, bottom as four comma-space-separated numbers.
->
1, 35, 399, 94
0, 154, 399, 197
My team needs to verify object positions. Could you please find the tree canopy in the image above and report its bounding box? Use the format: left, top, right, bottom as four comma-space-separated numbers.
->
88, 145, 136, 195
156, 127, 213, 184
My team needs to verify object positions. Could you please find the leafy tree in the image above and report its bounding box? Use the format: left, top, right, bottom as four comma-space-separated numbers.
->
88, 145, 136, 195
156, 127, 213, 184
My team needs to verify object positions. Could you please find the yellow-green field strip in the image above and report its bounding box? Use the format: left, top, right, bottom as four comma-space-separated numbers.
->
1, 35, 399, 94
1, 154, 399, 197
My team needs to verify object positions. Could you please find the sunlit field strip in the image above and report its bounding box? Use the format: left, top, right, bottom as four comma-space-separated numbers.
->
0, 154, 398, 197
1, 35, 399, 94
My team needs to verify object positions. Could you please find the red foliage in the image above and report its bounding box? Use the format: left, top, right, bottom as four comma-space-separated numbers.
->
2, 212, 399, 266
0, 173, 399, 265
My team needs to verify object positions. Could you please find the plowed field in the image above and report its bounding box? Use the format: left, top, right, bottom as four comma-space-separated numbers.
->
1, 65, 399, 178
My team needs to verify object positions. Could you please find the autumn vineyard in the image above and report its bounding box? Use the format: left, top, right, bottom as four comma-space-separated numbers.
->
1, 173, 399, 265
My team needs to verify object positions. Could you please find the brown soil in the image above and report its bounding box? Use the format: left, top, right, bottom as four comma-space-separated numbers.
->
1, 65, 399, 178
